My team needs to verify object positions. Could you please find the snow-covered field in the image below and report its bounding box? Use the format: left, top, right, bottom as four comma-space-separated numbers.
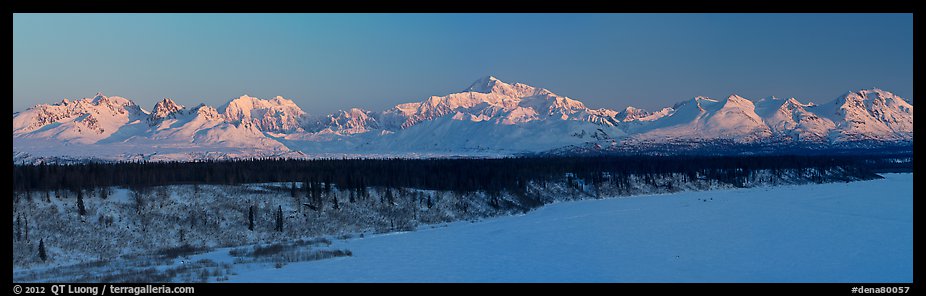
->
222, 173, 912, 283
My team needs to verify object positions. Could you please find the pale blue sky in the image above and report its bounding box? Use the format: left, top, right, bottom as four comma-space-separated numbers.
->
13, 13, 912, 114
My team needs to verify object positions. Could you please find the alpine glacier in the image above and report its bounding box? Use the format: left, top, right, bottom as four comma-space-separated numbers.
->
12, 76, 913, 161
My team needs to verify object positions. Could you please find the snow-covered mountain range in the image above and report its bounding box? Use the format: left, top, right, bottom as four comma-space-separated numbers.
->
12, 76, 913, 162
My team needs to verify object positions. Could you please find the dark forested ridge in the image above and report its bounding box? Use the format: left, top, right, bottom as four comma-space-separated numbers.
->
12, 154, 910, 194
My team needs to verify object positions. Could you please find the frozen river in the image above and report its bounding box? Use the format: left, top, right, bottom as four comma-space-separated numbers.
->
225, 174, 913, 282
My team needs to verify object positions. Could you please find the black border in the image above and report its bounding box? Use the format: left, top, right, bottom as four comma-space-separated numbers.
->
9, 0, 920, 294
5, 282, 919, 292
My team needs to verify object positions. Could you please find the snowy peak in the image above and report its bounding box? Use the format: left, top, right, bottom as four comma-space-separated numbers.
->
836, 88, 909, 109
775, 97, 813, 112
191, 104, 221, 121
382, 76, 543, 129
549, 96, 588, 111
759, 97, 834, 141
90, 93, 142, 114
12, 79, 914, 161
12, 93, 149, 144
150, 98, 186, 121
724, 94, 751, 106
672, 96, 718, 112
754, 96, 786, 117
222, 95, 267, 120
13, 93, 145, 133
464, 75, 551, 98
616, 106, 674, 123
715, 94, 763, 120
84, 94, 142, 112
617, 106, 649, 122
631, 94, 772, 142
340, 107, 376, 120
820, 88, 913, 141
465, 75, 501, 93
855, 88, 904, 100
702, 94, 769, 140
310, 108, 380, 135
383, 76, 608, 129
221, 94, 301, 119
221, 95, 307, 133
671, 95, 727, 115
717, 94, 762, 120
517, 95, 588, 119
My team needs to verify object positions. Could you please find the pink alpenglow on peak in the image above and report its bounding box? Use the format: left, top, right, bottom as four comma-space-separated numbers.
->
150, 98, 186, 121
12, 77, 913, 162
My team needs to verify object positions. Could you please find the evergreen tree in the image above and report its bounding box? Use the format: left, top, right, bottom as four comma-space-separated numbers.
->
38, 239, 47, 262
385, 188, 394, 205
275, 206, 283, 232
310, 179, 315, 203
15, 214, 22, 241
248, 205, 255, 231
77, 190, 86, 216
312, 180, 324, 209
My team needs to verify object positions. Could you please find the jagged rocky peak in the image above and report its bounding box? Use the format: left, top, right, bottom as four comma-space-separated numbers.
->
49, 92, 143, 117
150, 98, 185, 120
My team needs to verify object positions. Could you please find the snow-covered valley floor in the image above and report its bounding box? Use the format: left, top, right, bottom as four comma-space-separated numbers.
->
222, 174, 912, 283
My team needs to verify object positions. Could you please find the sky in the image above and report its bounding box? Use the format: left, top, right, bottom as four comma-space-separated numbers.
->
13, 13, 913, 114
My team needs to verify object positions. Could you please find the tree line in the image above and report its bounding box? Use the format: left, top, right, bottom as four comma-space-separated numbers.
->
12, 154, 908, 195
